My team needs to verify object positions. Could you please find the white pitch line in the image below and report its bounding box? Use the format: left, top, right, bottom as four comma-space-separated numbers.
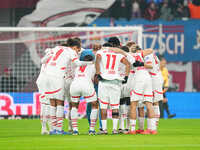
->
2, 144, 200, 149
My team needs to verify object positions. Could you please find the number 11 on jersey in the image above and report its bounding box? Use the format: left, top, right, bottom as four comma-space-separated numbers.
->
106, 54, 116, 70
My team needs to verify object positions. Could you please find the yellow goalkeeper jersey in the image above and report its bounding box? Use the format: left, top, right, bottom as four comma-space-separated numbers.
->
161, 67, 169, 88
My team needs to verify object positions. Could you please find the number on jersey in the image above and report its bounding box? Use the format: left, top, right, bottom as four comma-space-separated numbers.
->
106, 54, 116, 70
79, 66, 87, 73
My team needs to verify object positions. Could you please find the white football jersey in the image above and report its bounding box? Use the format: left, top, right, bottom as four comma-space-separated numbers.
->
74, 64, 95, 81
39, 48, 55, 74
119, 52, 135, 77
131, 51, 147, 73
45, 46, 78, 77
96, 48, 125, 80
144, 53, 160, 74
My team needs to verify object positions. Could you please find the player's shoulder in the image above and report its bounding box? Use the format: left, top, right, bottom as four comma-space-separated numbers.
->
96, 48, 107, 54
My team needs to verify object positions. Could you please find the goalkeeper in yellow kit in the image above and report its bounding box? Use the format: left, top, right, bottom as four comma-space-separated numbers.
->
159, 56, 176, 118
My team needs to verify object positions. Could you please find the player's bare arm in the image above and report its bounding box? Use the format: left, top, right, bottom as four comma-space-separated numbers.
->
121, 57, 130, 76
109, 47, 127, 56
95, 54, 101, 75
142, 48, 153, 57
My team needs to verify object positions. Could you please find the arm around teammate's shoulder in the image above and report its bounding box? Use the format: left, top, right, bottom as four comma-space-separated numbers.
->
141, 48, 153, 57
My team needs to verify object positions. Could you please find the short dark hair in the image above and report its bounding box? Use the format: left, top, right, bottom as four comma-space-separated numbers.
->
103, 42, 113, 47
61, 42, 68, 47
108, 37, 120, 47
73, 37, 81, 43
126, 41, 136, 48
121, 46, 129, 52
67, 38, 81, 48
136, 46, 141, 51
84, 55, 94, 61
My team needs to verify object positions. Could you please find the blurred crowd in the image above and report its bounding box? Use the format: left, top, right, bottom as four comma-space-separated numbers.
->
105, 0, 200, 21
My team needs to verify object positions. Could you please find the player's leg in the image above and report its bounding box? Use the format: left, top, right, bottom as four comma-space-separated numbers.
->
49, 99, 57, 134
39, 94, 49, 134
125, 98, 130, 133
129, 80, 145, 134
163, 99, 176, 118
83, 84, 98, 135
111, 107, 120, 134
64, 78, 73, 132
153, 102, 160, 129
55, 99, 66, 134
42, 96, 51, 134
129, 100, 138, 134
142, 101, 156, 134
153, 85, 163, 130
99, 107, 108, 134
97, 81, 108, 134
152, 75, 164, 130
159, 100, 164, 118
68, 102, 73, 132
40, 101, 48, 134
119, 84, 125, 133
70, 100, 79, 135
119, 98, 126, 133
110, 82, 121, 134
89, 100, 98, 135
139, 76, 157, 134
37, 77, 49, 134
45, 76, 64, 134
70, 81, 81, 135
45, 102, 51, 132
94, 83, 103, 130
86, 103, 92, 125
141, 98, 156, 134
137, 103, 145, 134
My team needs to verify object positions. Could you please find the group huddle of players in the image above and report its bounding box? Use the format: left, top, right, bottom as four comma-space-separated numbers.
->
36, 36, 164, 135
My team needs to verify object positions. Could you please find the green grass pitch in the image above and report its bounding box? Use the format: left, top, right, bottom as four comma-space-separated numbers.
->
0, 119, 200, 150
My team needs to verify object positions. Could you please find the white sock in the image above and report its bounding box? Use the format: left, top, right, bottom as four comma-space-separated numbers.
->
102, 120, 107, 131
153, 105, 160, 130
147, 118, 151, 130
151, 118, 157, 131
119, 105, 126, 130
147, 118, 156, 130
56, 105, 64, 131
50, 106, 57, 131
129, 119, 136, 131
70, 107, 78, 131
90, 109, 98, 131
46, 105, 52, 131
40, 104, 46, 129
45, 104, 51, 131
138, 117, 145, 130
126, 105, 130, 130
68, 111, 72, 131
112, 118, 119, 131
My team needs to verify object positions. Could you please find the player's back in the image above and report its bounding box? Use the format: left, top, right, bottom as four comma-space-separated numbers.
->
97, 49, 125, 80
132, 52, 148, 71
74, 64, 95, 82
45, 46, 74, 77
144, 53, 160, 75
